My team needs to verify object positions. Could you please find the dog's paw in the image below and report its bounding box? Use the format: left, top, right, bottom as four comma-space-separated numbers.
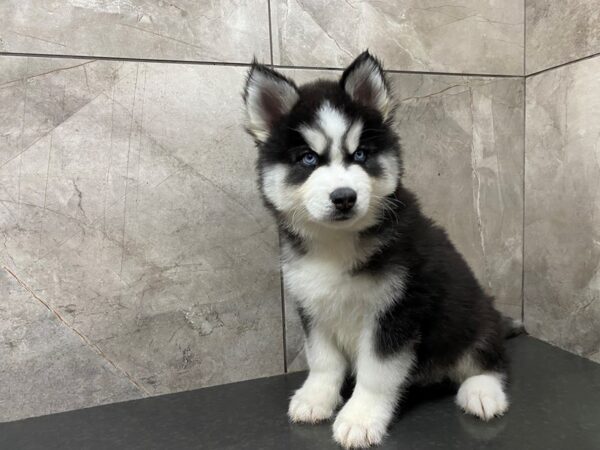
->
332, 399, 387, 448
288, 385, 341, 424
456, 374, 508, 421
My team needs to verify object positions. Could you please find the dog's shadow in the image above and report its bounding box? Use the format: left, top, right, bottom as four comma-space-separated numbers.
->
339, 376, 507, 441
397, 381, 458, 418
340, 375, 457, 420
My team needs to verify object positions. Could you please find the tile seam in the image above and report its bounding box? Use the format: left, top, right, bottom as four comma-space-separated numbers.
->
0, 51, 524, 78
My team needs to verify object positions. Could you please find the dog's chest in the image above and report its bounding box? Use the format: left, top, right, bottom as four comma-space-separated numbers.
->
283, 243, 403, 357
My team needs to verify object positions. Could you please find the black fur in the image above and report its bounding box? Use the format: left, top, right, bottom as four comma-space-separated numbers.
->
355, 187, 510, 377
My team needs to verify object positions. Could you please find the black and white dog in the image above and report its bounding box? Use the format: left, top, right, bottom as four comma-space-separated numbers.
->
243, 52, 520, 449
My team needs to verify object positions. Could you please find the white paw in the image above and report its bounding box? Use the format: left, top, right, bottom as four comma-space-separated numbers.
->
332, 399, 388, 448
456, 374, 509, 421
288, 385, 341, 424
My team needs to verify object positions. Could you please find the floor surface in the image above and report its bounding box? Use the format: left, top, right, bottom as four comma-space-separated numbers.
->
1, 336, 599, 449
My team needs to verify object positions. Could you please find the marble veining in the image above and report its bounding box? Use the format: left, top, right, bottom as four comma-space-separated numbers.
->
0, 268, 143, 422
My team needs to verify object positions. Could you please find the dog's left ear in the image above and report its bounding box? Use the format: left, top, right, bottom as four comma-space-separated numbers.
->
340, 51, 392, 121
243, 62, 299, 143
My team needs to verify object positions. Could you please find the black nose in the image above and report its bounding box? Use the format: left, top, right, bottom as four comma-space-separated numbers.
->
330, 187, 357, 212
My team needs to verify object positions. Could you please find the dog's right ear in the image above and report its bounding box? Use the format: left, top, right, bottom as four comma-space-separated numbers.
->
243, 62, 299, 143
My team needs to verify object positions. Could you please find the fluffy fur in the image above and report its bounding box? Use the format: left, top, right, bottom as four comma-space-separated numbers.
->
243, 52, 520, 449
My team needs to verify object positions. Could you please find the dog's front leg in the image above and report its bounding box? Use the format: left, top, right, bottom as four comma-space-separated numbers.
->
288, 328, 348, 423
333, 327, 414, 448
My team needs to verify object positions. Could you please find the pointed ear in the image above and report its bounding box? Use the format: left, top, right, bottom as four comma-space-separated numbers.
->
340, 51, 392, 120
243, 62, 299, 143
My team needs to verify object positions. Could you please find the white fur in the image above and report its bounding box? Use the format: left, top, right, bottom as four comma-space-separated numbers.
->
283, 235, 406, 360
374, 152, 399, 197
456, 373, 508, 421
262, 165, 398, 237
261, 162, 382, 234
345, 120, 363, 153
299, 113, 363, 157
299, 125, 328, 155
294, 150, 397, 232
333, 329, 414, 448
302, 164, 371, 226
261, 164, 297, 212
288, 330, 347, 423
318, 102, 348, 162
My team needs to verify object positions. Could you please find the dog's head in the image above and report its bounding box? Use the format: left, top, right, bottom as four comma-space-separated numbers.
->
243, 52, 401, 235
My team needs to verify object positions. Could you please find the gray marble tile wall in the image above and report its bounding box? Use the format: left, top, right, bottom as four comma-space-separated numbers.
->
271, 0, 524, 75
524, 1, 600, 363
0, 1, 271, 63
1, 58, 283, 420
0, 267, 142, 422
524, 41, 600, 360
1, 0, 527, 421
526, 0, 600, 74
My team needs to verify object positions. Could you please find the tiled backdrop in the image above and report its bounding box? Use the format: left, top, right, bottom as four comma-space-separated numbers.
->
0, 0, 597, 422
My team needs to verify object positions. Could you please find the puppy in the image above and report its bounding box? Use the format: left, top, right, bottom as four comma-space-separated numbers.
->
243, 52, 520, 448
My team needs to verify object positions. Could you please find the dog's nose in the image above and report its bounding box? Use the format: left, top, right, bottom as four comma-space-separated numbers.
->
330, 187, 357, 212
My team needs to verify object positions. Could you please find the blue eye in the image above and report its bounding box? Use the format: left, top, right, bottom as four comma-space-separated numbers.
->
301, 152, 318, 167
353, 149, 367, 162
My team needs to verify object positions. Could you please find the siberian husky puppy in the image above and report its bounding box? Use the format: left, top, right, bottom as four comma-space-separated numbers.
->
243, 52, 521, 449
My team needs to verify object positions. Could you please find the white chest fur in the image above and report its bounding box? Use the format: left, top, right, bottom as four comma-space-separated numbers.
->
283, 237, 405, 359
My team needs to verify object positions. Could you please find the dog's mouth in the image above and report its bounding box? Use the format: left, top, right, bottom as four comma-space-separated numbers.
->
332, 213, 353, 222
329, 211, 356, 222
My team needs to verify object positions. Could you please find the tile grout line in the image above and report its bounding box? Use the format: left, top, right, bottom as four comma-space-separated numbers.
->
523, 0, 527, 77
525, 50, 600, 78
522, 0, 526, 324
266, 0, 287, 373
0, 51, 524, 78
267, 0, 274, 66
278, 231, 288, 373
2, 265, 151, 396
522, 74, 527, 325
278, 64, 524, 78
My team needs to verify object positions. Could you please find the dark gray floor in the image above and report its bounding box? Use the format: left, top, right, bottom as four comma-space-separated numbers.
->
1, 336, 599, 450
